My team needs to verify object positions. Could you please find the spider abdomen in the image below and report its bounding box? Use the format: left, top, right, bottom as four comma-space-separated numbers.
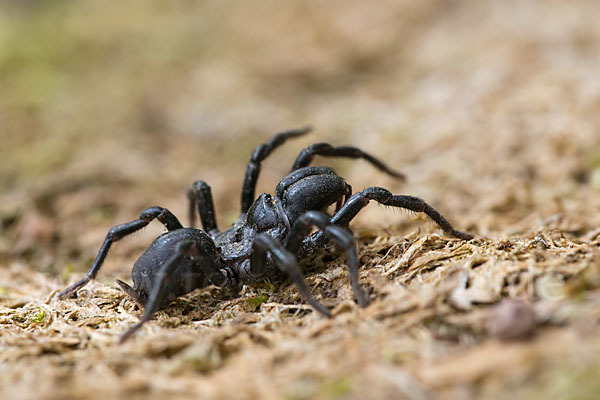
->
130, 228, 218, 308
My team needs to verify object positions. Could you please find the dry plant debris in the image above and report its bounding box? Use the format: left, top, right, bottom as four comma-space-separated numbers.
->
2, 1, 600, 399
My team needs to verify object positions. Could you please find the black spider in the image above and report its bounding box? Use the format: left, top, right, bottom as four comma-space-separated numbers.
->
58, 127, 473, 342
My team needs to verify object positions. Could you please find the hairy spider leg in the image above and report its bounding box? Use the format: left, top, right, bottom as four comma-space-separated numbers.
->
251, 233, 331, 317
241, 126, 312, 214
119, 239, 226, 343
331, 187, 474, 240
188, 180, 219, 235
291, 142, 406, 180
285, 211, 368, 307
57, 207, 184, 299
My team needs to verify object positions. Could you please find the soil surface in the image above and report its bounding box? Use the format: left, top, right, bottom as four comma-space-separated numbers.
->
1, 1, 600, 399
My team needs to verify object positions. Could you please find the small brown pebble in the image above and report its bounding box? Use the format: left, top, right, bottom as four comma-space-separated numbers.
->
487, 300, 537, 341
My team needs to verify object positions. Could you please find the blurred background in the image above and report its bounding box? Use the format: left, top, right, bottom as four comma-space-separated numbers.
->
2, 0, 600, 276
2, 0, 600, 277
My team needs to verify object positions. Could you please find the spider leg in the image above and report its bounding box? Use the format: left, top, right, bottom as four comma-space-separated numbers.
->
188, 180, 218, 235
119, 239, 222, 343
57, 206, 184, 299
241, 126, 312, 214
286, 211, 368, 307
115, 280, 144, 305
331, 187, 473, 240
291, 142, 406, 180
335, 184, 353, 213
251, 233, 331, 317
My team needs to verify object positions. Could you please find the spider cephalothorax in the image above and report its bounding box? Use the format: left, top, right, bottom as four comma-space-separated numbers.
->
58, 127, 473, 342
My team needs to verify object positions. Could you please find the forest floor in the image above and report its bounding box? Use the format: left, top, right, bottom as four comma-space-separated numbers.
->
1, 1, 600, 399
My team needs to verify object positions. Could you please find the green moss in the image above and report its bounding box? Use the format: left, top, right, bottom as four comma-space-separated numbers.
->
264, 279, 278, 293
321, 376, 354, 399
247, 295, 269, 307
29, 308, 46, 324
